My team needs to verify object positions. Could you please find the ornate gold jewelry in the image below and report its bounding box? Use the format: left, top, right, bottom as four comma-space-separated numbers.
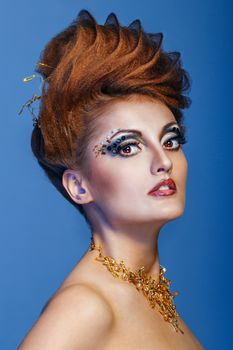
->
88, 237, 184, 334
18, 94, 41, 128
37, 62, 54, 69
18, 62, 53, 128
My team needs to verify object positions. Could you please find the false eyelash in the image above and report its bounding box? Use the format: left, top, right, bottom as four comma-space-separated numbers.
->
163, 135, 187, 151
118, 140, 141, 150
109, 133, 188, 157
171, 134, 187, 145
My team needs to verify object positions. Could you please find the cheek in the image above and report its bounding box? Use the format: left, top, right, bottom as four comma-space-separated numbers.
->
182, 153, 188, 180
176, 152, 188, 190
88, 161, 122, 200
88, 159, 142, 202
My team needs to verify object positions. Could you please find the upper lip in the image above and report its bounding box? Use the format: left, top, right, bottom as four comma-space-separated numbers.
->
148, 178, 177, 194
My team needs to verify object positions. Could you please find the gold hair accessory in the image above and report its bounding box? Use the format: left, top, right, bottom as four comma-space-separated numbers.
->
37, 62, 54, 69
88, 237, 184, 334
18, 94, 41, 128
18, 62, 53, 128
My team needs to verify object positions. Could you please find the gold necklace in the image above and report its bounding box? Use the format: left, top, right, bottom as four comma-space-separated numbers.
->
88, 237, 184, 334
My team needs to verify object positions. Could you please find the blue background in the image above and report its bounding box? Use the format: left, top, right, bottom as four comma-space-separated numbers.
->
1, 1, 232, 349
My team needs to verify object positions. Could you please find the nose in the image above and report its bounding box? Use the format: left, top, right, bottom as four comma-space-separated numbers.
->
150, 146, 173, 175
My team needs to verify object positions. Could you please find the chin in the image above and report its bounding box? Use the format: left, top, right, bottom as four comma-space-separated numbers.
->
155, 201, 185, 221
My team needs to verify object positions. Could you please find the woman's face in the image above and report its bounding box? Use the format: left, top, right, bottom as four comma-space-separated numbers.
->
84, 96, 188, 226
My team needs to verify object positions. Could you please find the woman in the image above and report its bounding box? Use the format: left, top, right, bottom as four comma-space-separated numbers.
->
18, 9, 204, 349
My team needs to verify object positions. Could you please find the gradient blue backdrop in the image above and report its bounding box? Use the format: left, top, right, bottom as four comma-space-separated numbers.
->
1, 1, 232, 349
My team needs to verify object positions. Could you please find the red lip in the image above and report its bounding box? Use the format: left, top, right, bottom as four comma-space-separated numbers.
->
148, 178, 177, 195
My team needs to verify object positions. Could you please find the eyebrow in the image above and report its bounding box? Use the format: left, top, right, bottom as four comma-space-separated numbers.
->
109, 121, 180, 142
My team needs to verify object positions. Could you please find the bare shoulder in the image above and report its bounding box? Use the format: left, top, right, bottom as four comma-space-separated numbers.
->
18, 283, 114, 350
178, 316, 205, 350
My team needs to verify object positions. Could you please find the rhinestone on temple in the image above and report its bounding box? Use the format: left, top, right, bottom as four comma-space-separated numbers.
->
92, 128, 121, 157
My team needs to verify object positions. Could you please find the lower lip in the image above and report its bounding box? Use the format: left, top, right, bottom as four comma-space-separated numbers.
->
149, 189, 176, 197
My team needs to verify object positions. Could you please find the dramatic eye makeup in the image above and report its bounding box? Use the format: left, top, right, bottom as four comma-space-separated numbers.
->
92, 122, 187, 158
92, 129, 144, 158
104, 132, 145, 157
161, 123, 187, 152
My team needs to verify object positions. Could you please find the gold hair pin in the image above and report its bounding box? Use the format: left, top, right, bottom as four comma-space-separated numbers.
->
18, 62, 53, 128
37, 62, 54, 68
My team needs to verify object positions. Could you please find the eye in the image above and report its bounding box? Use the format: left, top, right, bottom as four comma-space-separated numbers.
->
119, 141, 142, 157
164, 135, 187, 150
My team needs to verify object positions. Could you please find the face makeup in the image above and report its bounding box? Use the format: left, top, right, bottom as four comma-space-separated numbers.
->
92, 128, 121, 157
92, 123, 186, 158
147, 178, 177, 198
86, 99, 188, 230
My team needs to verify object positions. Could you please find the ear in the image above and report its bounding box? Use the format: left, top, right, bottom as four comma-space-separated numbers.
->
62, 169, 94, 205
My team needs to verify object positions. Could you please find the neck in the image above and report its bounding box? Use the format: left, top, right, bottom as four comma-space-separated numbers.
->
88, 221, 163, 282
87, 222, 184, 335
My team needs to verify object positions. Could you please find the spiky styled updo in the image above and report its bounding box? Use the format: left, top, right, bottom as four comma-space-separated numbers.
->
31, 9, 191, 228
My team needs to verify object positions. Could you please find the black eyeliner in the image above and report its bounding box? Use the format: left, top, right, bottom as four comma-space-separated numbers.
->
104, 126, 187, 156
106, 133, 144, 155
164, 125, 187, 142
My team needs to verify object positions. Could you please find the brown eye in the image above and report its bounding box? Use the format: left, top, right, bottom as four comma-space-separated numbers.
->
165, 140, 174, 148
119, 142, 142, 157
164, 137, 180, 150
122, 145, 131, 154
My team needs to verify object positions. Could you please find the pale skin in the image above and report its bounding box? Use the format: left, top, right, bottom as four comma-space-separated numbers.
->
18, 95, 205, 349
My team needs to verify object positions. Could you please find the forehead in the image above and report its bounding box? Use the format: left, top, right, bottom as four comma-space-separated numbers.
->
94, 98, 176, 136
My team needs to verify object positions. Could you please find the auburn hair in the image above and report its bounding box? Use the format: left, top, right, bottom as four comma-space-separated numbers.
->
31, 9, 192, 229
